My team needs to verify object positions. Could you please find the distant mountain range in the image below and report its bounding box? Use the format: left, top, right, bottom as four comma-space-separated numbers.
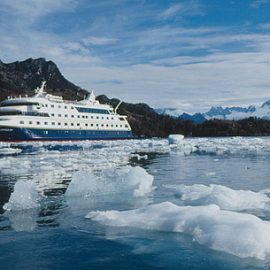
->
156, 102, 270, 123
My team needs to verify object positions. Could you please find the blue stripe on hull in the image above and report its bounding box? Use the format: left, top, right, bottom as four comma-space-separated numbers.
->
0, 127, 133, 141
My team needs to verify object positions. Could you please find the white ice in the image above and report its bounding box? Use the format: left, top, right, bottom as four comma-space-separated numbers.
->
65, 166, 154, 198
3, 180, 39, 211
165, 184, 270, 211
168, 134, 184, 145
87, 201, 270, 260
2, 137, 270, 179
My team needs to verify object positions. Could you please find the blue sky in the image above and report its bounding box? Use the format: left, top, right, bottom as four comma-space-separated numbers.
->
1, 0, 270, 112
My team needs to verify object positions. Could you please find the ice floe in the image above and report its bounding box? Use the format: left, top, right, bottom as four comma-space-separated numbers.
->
164, 184, 270, 211
66, 166, 154, 198
87, 201, 270, 260
168, 134, 184, 145
3, 180, 40, 211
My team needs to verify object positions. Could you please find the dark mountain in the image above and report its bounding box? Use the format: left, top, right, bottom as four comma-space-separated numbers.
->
179, 112, 206, 123
0, 58, 88, 101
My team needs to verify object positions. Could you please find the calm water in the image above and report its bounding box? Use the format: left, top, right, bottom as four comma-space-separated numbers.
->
1, 137, 270, 269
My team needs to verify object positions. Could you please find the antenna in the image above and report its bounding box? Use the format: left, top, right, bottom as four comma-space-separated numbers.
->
114, 100, 122, 114
35, 81, 47, 97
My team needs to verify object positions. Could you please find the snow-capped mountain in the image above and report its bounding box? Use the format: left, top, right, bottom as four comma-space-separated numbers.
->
156, 101, 270, 123
155, 108, 184, 118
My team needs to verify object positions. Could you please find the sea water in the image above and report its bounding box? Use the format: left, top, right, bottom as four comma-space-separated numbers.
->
1, 137, 270, 269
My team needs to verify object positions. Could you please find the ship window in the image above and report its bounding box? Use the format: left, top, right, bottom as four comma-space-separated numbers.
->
106, 124, 109, 127
45, 104, 48, 107
71, 115, 74, 118
58, 123, 61, 126
85, 123, 88, 127
64, 106, 67, 109
37, 121, 40, 125
120, 125, 122, 127
0, 101, 39, 107
51, 113, 55, 116
91, 116, 93, 119
96, 116, 99, 119
111, 124, 113, 127
101, 124, 104, 127
119, 117, 125, 121
96, 124, 98, 127
111, 117, 114, 120
58, 105, 61, 109
58, 114, 61, 117
71, 106, 74, 109
71, 123, 74, 126
86, 116, 88, 119
29, 121, 32, 124
75, 107, 109, 114
116, 125, 118, 127
101, 117, 104, 119
65, 123, 68, 126
77, 123, 80, 126
91, 124, 93, 127
20, 121, 24, 124
51, 105, 54, 108
52, 122, 55, 125
107, 117, 109, 120
65, 114, 68, 117
125, 124, 128, 128
77, 115, 80, 118
82, 115, 85, 118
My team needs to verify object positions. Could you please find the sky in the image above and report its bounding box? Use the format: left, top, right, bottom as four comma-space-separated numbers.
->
1, 0, 270, 113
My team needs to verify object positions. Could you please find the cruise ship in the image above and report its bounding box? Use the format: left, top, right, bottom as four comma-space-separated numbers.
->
0, 82, 133, 141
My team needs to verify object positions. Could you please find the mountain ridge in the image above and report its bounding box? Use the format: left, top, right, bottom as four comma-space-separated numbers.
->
157, 102, 270, 123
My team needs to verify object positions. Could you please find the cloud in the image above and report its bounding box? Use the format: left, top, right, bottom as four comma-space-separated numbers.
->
1, 0, 270, 113
162, 4, 183, 18
0, 0, 77, 19
82, 36, 119, 46
62, 47, 270, 113
161, 1, 204, 19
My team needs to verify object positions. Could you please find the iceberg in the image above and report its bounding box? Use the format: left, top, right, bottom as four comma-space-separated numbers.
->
66, 166, 154, 198
87, 201, 270, 260
165, 184, 270, 211
3, 180, 39, 211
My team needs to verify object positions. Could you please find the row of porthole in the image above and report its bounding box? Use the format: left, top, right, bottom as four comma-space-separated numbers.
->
49, 114, 116, 120
40, 104, 73, 109
19, 121, 128, 128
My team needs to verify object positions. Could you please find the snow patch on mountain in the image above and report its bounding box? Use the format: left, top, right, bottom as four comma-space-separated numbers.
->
156, 100, 270, 122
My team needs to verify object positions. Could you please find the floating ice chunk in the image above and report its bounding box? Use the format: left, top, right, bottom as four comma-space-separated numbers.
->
87, 202, 270, 260
0, 147, 22, 155
168, 134, 184, 145
5, 209, 38, 232
165, 184, 270, 211
65, 171, 97, 197
66, 166, 154, 198
3, 180, 39, 211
